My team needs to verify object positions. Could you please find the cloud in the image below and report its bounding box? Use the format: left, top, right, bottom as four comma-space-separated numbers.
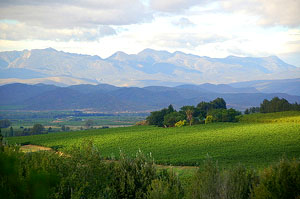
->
150, 0, 205, 12
173, 17, 195, 28
148, 33, 229, 49
221, 0, 300, 27
0, 0, 151, 28
0, 22, 116, 41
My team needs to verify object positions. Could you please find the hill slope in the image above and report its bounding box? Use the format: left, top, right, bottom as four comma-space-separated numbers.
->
1, 83, 300, 111
7, 113, 300, 168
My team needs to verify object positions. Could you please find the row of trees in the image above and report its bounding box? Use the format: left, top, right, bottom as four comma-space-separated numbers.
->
260, 97, 300, 113
147, 98, 241, 127
244, 97, 300, 114
0, 124, 47, 137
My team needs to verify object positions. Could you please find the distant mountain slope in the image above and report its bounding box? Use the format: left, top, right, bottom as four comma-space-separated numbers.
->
1, 83, 300, 112
230, 78, 300, 96
0, 48, 299, 87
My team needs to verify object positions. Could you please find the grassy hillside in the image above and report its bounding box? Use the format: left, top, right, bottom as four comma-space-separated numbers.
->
238, 111, 300, 123
6, 112, 300, 168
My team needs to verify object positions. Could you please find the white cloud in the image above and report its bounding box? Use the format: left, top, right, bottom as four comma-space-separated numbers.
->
221, 0, 300, 27
173, 17, 195, 28
0, 0, 151, 28
0, 22, 116, 41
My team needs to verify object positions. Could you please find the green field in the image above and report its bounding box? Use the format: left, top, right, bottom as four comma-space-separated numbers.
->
6, 111, 300, 169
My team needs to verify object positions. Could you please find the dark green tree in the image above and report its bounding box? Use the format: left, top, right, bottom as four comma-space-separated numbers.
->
163, 112, 185, 127
211, 97, 227, 109
31, 124, 44, 135
147, 106, 174, 127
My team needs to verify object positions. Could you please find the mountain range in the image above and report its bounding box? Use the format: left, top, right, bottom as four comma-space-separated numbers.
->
1, 82, 300, 112
0, 48, 300, 87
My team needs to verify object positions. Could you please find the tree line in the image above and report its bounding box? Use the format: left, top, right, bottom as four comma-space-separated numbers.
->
146, 98, 241, 127
245, 97, 300, 114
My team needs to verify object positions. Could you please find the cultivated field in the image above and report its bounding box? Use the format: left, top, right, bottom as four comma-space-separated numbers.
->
7, 111, 300, 168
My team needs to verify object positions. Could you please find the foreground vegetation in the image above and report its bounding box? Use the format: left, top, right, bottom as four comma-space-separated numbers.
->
1, 143, 299, 199
6, 111, 300, 168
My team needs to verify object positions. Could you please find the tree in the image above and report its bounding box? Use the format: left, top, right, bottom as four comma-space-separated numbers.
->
211, 98, 227, 109
163, 112, 185, 127
260, 97, 293, 113
147, 106, 174, 127
180, 106, 196, 126
244, 109, 249, 115
9, 127, 14, 137
31, 124, 44, 135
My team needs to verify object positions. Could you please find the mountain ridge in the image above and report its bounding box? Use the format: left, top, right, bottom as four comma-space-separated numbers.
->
1, 82, 300, 112
1, 48, 299, 87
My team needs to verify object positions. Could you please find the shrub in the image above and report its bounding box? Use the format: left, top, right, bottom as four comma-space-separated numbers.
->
251, 158, 300, 199
135, 120, 149, 126
175, 120, 187, 127
188, 157, 257, 199
205, 115, 214, 124
146, 170, 184, 199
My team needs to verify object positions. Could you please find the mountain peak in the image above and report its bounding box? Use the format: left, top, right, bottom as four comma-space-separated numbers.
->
108, 51, 129, 60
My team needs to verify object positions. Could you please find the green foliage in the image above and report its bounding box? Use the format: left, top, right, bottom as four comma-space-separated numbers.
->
147, 105, 175, 127
208, 108, 241, 122
109, 150, 157, 199
238, 111, 300, 123
0, 146, 59, 199
147, 170, 184, 199
6, 115, 300, 167
205, 115, 214, 124
251, 158, 300, 199
197, 98, 227, 119
260, 97, 300, 113
31, 124, 44, 135
189, 157, 257, 199
147, 98, 231, 127
163, 112, 185, 127
175, 120, 187, 127
0, 143, 184, 199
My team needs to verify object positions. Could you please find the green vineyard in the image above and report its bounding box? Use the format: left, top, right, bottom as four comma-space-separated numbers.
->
7, 111, 300, 168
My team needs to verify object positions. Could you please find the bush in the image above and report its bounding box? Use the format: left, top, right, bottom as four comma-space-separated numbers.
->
189, 157, 257, 199
205, 115, 214, 124
146, 170, 184, 199
175, 120, 187, 127
163, 112, 185, 127
251, 158, 300, 199
135, 120, 149, 126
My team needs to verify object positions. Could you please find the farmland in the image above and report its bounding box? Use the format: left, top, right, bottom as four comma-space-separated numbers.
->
6, 111, 300, 168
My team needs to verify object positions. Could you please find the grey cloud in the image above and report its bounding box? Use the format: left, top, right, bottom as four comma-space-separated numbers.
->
150, 0, 207, 12
0, 0, 152, 28
221, 0, 300, 27
0, 22, 116, 41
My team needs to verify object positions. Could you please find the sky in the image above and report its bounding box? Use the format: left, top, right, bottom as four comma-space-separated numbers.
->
0, 0, 299, 66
